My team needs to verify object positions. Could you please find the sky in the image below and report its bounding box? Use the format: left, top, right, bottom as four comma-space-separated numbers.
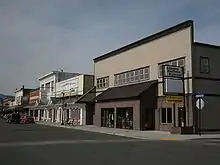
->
0, 0, 220, 95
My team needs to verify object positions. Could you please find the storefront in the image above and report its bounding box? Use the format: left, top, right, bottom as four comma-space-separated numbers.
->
93, 80, 158, 130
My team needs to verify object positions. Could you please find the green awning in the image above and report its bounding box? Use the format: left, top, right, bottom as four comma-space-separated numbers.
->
2, 107, 15, 111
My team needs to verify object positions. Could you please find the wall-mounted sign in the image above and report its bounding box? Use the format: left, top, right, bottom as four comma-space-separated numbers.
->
163, 65, 183, 78
166, 96, 183, 104
60, 80, 77, 91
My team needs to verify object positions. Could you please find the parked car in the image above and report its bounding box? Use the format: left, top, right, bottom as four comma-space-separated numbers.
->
8, 113, 21, 124
21, 115, 35, 124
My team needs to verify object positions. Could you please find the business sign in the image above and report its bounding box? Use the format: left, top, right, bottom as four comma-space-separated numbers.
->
166, 96, 183, 104
163, 65, 183, 78
60, 80, 77, 91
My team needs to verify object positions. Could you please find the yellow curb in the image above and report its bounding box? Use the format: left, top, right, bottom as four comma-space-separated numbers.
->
160, 138, 177, 141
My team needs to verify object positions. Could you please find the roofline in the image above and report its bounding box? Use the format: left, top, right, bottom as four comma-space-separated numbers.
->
57, 74, 94, 85
194, 42, 220, 49
38, 71, 58, 81
93, 20, 193, 63
29, 87, 40, 93
75, 86, 96, 103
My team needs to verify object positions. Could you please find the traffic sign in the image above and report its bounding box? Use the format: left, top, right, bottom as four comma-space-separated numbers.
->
195, 94, 204, 98
196, 98, 204, 110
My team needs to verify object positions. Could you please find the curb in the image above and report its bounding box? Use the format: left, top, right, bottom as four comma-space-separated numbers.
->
36, 122, 188, 141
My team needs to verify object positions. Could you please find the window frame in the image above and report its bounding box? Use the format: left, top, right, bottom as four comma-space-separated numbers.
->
97, 76, 109, 89
114, 66, 150, 87
158, 58, 185, 78
200, 56, 210, 74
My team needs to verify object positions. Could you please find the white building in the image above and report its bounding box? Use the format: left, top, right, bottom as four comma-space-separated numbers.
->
33, 70, 94, 125
53, 74, 94, 125
36, 70, 80, 121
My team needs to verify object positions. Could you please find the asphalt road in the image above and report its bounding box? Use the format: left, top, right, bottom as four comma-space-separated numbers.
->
0, 119, 220, 165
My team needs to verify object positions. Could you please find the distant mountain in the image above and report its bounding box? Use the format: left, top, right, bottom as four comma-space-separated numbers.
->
0, 94, 5, 101
0, 94, 14, 101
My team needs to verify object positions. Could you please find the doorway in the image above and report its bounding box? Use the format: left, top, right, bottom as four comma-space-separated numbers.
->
116, 107, 133, 129
141, 108, 155, 130
101, 108, 114, 128
178, 107, 186, 127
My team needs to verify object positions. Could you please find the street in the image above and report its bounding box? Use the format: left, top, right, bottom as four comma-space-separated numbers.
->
0, 120, 220, 165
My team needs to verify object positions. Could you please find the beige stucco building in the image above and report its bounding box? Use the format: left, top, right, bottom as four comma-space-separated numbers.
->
78, 20, 220, 133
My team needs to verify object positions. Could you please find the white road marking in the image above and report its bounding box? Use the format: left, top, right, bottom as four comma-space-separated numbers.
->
0, 139, 143, 147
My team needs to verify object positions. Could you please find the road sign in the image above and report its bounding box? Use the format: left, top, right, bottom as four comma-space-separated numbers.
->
166, 96, 183, 104
196, 98, 204, 110
195, 94, 204, 98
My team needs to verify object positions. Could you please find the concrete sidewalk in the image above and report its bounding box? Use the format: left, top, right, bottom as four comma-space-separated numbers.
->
36, 121, 220, 141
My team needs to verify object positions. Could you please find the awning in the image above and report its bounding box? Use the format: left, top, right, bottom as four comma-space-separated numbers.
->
2, 107, 16, 111
76, 86, 96, 103
94, 80, 158, 102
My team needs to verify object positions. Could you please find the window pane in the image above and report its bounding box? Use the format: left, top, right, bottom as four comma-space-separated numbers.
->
200, 57, 209, 73
125, 73, 129, 83
171, 60, 177, 66
178, 59, 184, 66
161, 108, 166, 123
135, 70, 139, 81
139, 69, 144, 80
122, 73, 125, 84
167, 108, 172, 123
158, 65, 162, 77
114, 75, 118, 85
130, 71, 134, 82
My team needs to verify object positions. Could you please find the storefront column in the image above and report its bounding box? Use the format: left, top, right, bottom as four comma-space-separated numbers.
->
47, 110, 49, 121
43, 109, 46, 120
114, 107, 117, 128
38, 110, 41, 121
52, 109, 54, 122
57, 108, 61, 122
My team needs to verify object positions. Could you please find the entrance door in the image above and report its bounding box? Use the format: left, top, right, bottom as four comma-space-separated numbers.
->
141, 108, 154, 130
101, 108, 114, 128
116, 107, 133, 129
178, 107, 186, 127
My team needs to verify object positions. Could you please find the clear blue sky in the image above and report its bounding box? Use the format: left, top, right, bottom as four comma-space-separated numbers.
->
0, 0, 220, 95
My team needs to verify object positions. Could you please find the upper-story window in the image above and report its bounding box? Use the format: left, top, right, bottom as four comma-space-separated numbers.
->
158, 58, 185, 77
45, 83, 50, 93
114, 66, 150, 86
200, 56, 210, 74
97, 77, 109, 89
51, 81, 54, 92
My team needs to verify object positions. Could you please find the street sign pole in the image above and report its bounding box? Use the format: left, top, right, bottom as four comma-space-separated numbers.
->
199, 98, 201, 136
195, 94, 204, 135
182, 66, 186, 127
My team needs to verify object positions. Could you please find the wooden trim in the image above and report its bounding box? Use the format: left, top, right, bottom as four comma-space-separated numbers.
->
194, 42, 220, 50
194, 76, 220, 81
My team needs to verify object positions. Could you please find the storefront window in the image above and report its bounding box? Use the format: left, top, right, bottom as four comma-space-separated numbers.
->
161, 108, 172, 124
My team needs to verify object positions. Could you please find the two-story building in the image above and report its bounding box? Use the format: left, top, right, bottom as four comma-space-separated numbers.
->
14, 85, 33, 114
1, 95, 15, 113
25, 88, 40, 120
36, 70, 81, 121
51, 74, 94, 125
79, 20, 220, 133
